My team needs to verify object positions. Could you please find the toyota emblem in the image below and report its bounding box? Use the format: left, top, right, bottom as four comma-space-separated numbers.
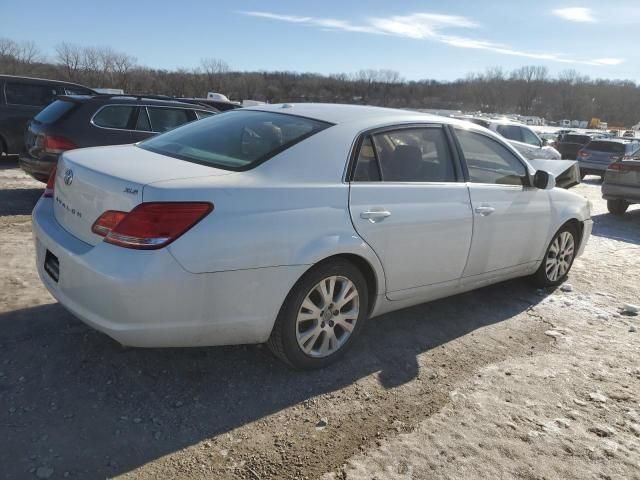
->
63, 168, 74, 186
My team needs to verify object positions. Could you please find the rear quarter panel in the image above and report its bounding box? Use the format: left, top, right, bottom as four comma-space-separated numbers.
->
147, 176, 386, 294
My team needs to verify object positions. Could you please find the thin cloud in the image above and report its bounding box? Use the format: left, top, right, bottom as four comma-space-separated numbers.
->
552, 7, 596, 22
240, 11, 624, 67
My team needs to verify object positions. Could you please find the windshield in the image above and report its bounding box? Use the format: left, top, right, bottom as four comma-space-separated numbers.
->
34, 99, 77, 124
138, 110, 331, 171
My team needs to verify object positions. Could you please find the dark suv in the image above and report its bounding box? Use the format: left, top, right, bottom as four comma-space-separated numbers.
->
0, 75, 95, 156
556, 133, 593, 160
20, 95, 217, 181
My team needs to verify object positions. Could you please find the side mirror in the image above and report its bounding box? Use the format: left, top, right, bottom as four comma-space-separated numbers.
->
533, 170, 556, 190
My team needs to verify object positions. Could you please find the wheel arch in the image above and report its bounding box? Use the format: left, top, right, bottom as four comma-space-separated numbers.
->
315, 253, 379, 316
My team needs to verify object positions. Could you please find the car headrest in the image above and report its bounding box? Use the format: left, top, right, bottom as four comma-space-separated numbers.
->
386, 145, 422, 181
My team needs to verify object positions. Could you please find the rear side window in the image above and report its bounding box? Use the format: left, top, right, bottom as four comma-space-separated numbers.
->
363, 127, 456, 182
496, 125, 522, 142
34, 100, 76, 124
147, 107, 192, 132
586, 141, 625, 153
139, 110, 330, 171
456, 129, 527, 186
352, 136, 380, 182
5, 82, 58, 106
92, 105, 135, 129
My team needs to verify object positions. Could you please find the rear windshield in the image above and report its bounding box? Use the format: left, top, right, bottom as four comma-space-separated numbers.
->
562, 134, 590, 144
586, 141, 626, 153
138, 110, 331, 171
34, 99, 76, 124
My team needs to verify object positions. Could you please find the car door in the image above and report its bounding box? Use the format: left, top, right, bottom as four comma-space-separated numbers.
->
453, 128, 551, 277
349, 125, 473, 299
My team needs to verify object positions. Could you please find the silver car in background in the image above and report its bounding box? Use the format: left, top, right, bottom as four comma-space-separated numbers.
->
469, 118, 562, 160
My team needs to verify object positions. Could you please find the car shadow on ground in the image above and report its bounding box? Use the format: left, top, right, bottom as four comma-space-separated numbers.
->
0, 278, 544, 478
591, 207, 640, 245
0, 187, 43, 216
0, 155, 19, 169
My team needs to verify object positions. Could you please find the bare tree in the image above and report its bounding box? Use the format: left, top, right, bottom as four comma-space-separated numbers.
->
200, 57, 229, 94
510, 65, 549, 115
55, 43, 82, 81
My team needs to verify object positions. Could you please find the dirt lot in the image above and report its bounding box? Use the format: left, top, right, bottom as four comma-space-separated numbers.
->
1, 157, 638, 480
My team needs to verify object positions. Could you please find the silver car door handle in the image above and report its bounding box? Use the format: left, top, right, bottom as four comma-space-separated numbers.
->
474, 206, 495, 216
360, 210, 391, 222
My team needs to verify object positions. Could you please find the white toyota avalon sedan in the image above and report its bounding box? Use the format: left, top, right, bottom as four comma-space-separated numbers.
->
32, 104, 592, 369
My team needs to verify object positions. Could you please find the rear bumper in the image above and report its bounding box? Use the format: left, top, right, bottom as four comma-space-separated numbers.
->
32, 198, 306, 347
19, 155, 56, 182
602, 183, 640, 204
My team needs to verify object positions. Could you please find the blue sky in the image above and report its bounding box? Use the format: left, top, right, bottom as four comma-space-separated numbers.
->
3, 0, 639, 81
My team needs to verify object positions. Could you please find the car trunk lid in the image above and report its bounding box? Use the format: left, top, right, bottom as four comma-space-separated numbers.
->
53, 144, 232, 245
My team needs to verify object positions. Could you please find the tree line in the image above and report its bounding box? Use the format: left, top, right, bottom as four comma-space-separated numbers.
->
1, 38, 639, 126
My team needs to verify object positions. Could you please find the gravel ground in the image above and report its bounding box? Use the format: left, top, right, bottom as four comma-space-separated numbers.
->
0, 157, 638, 479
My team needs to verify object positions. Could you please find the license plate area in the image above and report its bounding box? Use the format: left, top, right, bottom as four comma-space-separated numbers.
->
44, 250, 59, 283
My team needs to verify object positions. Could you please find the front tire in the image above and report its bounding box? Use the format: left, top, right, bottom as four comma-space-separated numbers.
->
267, 259, 369, 369
532, 225, 579, 287
607, 199, 628, 215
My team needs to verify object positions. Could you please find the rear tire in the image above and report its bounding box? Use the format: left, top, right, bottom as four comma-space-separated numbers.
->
531, 224, 579, 288
607, 199, 628, 215
267, 259, 369, 370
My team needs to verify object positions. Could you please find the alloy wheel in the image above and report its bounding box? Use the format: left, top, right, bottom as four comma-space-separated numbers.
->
545, 231, 575, 282
295, 275, 360, 358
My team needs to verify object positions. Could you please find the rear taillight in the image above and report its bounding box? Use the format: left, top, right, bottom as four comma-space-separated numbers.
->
43, 165, 57, 198
92, 202, 213, 250
43, 135, 76, 154
91, 211, 127, 237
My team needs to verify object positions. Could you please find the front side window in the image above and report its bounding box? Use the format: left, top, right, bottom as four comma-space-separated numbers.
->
92, 105, 135, 129
139, 110, 330, 171
5, 82, 57, 106
456, 129, 527, 186
521, 127, 541, 147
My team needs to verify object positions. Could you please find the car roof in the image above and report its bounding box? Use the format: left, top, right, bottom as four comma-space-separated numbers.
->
244, 103, 443, 125
588, 138, 634, 144
0, 74, 95, 91
58, 94, 215, 109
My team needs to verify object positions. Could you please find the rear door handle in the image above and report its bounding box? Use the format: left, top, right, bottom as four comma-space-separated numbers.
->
360, 210, 391, 222
474, 206, 495, 216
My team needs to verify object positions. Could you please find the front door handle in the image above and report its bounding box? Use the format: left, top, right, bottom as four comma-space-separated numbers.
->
360, 210, 391, 222
474, 206, 495, 216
